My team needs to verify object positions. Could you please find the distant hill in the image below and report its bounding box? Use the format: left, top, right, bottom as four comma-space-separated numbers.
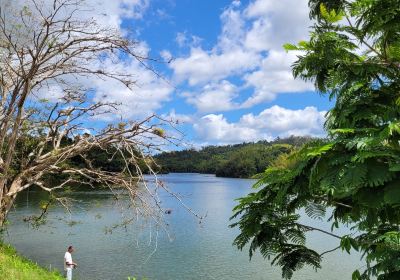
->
155, 136, 315, 178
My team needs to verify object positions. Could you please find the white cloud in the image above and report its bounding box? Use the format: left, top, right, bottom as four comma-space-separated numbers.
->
83, 0, 150, 29
170, 0, 312, 111
175, 32, 187, 47
193, 105, 326, 144
171, 47, 259, 85
170, 3, 260, 86
175, 32, 203, 48
160, 50, 173, 62
70, 1, 172, 120
162, 110, 194, 124
92, 55, 173, 120
63, 0, 172, 120
30, 0, 171, 120
241, 50, 314, 107
232, 0, 241, 8
244, 0, 310, 50
244, 0, 310, 52
32, 84, 64, 102
218, 3, 246, 52
241, 105, 326, 135
184, 80, 238, 113
194, 114, 263, 143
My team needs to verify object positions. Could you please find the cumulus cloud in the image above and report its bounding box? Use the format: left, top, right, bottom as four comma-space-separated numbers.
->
241, 50, 314, 107
31, 0, 171, 120
91, 53, 173, 119
240, 105, 326, 135
183, 80, 239, 113
32, 84, 64, 102
244, 0, 310, 50
171, 47, 259, 86
64, 0, 172, 120
170, 3, 260, 86
65, 0, 172, 121
193, 105, 326, 144
72, 0, 174, 120
170, 0, 312, 111
194, 114, 263, 143
83, 0, 150, 29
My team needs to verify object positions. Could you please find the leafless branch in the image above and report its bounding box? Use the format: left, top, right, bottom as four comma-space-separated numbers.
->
0, 0, 198, 231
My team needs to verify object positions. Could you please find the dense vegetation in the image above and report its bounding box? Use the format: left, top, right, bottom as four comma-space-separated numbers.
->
11, 135, 149, 190
0, 243, 63, 280
232, 1, 400, 279
155, 136, 313, 178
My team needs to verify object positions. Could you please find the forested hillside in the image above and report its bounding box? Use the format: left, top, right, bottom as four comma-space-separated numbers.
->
155, 136, 314, 178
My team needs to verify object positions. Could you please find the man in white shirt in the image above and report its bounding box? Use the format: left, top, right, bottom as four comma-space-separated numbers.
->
64, 245, 78, 280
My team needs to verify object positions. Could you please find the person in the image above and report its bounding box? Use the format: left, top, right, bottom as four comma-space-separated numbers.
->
64, 245, 78, 280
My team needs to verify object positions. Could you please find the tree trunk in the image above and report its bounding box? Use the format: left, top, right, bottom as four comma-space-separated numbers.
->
0, 195, 16, 228
0, 178, 20, 228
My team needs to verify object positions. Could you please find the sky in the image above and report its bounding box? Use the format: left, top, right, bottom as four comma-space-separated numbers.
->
79, 0, 333, 147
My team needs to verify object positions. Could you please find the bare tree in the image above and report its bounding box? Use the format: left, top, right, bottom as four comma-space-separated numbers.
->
0, 0, 177, 227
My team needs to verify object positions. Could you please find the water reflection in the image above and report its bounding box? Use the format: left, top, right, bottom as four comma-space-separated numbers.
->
6, 173, 364, 280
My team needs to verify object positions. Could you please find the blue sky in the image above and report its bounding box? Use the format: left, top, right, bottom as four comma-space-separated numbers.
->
86, 0, 333, 147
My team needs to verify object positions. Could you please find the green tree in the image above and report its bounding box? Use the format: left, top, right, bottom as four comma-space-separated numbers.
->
155, 138, 307, 178
232, 1, 400, 279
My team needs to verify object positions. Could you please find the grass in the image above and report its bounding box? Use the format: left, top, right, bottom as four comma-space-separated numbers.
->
0, 243, 64, 280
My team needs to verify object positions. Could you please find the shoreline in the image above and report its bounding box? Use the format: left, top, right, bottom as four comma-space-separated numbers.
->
0, 243, 63, 280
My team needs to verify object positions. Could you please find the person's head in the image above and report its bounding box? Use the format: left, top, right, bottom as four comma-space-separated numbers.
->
67, 246, 74, 253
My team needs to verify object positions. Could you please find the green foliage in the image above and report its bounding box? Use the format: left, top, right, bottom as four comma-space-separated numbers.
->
0, 243, 63, 280
319, 3, 344, 22
152, 128, 165, 137
232, 1, 400, 279
155, 136, 313, 178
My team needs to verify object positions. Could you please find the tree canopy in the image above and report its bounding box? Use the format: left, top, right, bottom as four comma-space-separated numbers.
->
232, 0, 400, 279
155, 136, 312, 178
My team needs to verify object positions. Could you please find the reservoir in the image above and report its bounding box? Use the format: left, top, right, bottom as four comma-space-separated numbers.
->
6, 173, 364, 280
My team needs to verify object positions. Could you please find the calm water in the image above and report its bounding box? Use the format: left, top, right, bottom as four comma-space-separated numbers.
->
5, 173, 364, 280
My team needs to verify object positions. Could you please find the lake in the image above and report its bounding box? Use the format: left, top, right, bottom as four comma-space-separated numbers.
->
5, 173, 364, 280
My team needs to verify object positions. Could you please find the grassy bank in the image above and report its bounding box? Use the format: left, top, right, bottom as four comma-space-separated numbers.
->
0, 243, 64, 280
